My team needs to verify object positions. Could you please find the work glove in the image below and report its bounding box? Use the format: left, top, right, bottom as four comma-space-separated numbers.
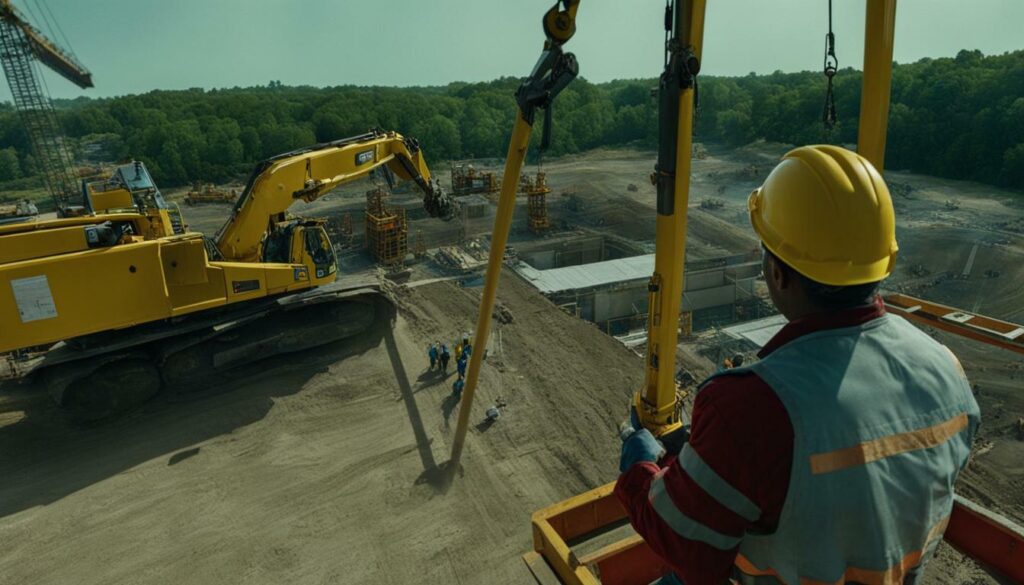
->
614, 409, 663, 473
619, 427, 665, 473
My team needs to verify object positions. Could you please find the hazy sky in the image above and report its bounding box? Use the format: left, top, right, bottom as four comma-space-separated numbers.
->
12, 0, 1024, 101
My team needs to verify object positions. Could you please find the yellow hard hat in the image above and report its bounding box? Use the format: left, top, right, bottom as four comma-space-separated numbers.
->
747, 145, 898, 286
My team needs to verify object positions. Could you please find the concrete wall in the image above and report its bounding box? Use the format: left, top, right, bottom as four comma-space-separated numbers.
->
540, 260, 763, 335
517, 233, 647, 270
594, 284, 648, 324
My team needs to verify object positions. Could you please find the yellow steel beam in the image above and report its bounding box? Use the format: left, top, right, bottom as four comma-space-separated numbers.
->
857, 0, 897, 171
446, 112, 533, 484
636, 0, 707, 434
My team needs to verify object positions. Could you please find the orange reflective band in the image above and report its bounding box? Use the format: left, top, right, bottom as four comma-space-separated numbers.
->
738, 516, 950, 585
809, 413, 969, 475
735, 554, 788, 585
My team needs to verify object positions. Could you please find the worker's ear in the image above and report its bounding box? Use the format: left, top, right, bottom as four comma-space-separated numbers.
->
767, 253, 790, 291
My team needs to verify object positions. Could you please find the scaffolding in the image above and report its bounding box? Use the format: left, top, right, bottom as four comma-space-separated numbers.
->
412, 230, 427, 259
325, 212, 355, 250
364, 187, 407, 266
521, 170, 551, 233
450, 161, 499, 195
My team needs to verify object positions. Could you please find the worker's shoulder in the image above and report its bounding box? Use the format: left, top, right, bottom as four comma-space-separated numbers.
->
695, 370, 777, 410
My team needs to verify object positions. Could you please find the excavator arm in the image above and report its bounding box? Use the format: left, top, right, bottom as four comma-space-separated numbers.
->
214, 129, 449, 262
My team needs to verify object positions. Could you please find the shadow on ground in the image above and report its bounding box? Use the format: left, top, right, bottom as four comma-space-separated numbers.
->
0, 303, 392, 519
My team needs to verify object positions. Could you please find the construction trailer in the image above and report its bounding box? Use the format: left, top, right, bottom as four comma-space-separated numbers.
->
364, 186, 408, 266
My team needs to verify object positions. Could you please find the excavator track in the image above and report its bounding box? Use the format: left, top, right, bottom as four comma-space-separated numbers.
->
9, 276, 390, 420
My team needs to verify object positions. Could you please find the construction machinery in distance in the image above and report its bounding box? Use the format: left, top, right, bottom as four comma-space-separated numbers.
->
0, 198, 38, 224
450, 161, 499, 195
447, 1, 1024, 584
183, 182, 238, 206
0, 129, 451, 419
0, 0, 92, 216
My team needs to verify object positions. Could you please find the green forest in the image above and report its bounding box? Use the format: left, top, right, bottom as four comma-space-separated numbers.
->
0, 48, 1021, 194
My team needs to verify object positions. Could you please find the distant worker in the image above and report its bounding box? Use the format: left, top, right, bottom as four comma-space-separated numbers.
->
616, 146, 980, 585
452, 377, 464, 400
440, 343, 451, 373
454, 340, 463, 362
721, 353, 744, 370
427, 342, 439, 371
456, 354, 467, 380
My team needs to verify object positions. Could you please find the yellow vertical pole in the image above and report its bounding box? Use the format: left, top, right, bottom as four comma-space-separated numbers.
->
858, 0, 897, 171
447, 112, 532, 482
635, 0, 707, 434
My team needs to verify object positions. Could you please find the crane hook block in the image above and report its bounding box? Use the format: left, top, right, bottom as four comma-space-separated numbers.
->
542, 0, 580, 45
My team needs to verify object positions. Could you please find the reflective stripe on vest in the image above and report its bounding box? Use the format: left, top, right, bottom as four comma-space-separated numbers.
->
678, 444, 762, 522
648, 468, 742, 551
735, 516, 950, 585
724, 314, 978, 585
809, 413, 969, 475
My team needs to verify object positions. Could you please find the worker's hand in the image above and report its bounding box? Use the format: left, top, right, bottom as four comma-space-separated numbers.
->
619, 428, 666, 473
618, 406, 643, 441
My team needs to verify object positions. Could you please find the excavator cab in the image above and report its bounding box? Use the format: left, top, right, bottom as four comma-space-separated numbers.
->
260, 220, 337, 285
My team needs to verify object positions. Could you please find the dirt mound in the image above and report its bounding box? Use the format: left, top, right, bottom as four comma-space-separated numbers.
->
0, 274, 643, 585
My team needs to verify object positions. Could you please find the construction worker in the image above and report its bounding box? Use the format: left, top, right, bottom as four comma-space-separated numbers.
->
427, 342, 439, 371
452, 377, 465, 400
440, 343, 451, 373
616, 146, 980, 585
456, 354, 467, 380
454, 340, 463, 362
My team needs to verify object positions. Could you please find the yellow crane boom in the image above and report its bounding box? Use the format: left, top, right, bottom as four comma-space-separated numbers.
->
0, 0, 92, 88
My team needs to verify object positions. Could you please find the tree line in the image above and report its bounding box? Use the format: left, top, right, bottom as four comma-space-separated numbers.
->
0, 48, 1019, 192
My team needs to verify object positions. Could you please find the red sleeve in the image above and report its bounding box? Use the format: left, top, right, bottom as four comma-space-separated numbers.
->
613, 373, 793, 585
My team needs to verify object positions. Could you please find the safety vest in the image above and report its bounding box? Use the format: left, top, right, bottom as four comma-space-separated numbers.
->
649, 314, 979, 585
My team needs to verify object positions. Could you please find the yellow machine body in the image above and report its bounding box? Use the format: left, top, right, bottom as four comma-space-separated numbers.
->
0, 214, 331, 354
0, 130, 440, 356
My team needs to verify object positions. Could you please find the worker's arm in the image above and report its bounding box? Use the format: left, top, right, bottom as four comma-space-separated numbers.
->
614, 374, 793, 585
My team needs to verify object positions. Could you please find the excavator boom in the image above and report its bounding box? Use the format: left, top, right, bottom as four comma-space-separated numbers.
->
215, 129, 447, 262
1, 128, 446, 419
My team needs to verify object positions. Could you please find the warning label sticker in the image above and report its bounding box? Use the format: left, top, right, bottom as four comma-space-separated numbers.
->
11, 275, 58, 323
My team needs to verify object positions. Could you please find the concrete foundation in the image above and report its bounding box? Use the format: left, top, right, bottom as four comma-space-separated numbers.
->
516, 245, 766, 336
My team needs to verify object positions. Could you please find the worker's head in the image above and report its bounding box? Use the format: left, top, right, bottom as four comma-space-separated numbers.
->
749, 145, 897, 319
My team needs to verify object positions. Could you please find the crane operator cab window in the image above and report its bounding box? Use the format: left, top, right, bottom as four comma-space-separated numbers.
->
303, 226, 337, 282
261, 223, 336, 283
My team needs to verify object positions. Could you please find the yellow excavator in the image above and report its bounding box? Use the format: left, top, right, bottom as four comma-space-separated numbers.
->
0, 129, 450, 418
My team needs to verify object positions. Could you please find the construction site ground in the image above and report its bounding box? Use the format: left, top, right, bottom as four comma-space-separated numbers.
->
2, 144, 1023, 584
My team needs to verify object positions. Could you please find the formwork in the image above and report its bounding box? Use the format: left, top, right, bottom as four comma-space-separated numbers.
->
364, 187, 408, 266
521, 170, 551, 233
450, 161, 499, 195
